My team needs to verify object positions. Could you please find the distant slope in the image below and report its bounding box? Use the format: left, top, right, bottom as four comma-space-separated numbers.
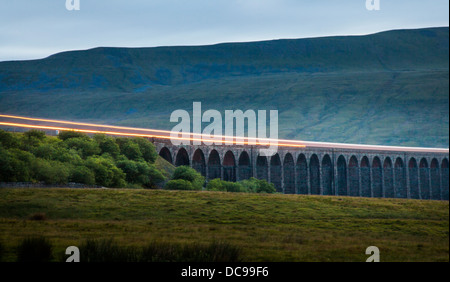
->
0, 27, 448, 147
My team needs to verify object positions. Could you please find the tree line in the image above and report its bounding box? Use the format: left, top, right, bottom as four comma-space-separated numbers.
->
0, 129, 275, 193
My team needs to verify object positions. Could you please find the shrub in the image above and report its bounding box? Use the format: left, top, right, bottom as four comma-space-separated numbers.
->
172, 166, 205, 190
222, 181, 247, 193
16, 236, 53, 262
241, 177, 276, 194
165, 179, 195, 191
206, 178, 227, 192
206, 179, 247, 193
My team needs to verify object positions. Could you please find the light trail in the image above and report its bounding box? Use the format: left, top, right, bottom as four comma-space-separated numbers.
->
0, 121, 306, 148
0, 114, 448, 153
0, 113, 306, 144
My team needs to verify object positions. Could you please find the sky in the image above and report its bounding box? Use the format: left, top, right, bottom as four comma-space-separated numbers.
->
0, 0, 448, 62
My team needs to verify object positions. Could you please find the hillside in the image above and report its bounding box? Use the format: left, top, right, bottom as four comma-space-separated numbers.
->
0, 27, 448, 147
0, 188, 448, 262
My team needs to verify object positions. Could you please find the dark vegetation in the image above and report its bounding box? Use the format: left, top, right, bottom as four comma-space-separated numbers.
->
0, 129, 275, 192
79, 239, 241, 262
0, 129, 164, 188
0, 27, 448, 147
16, 236, 53, 262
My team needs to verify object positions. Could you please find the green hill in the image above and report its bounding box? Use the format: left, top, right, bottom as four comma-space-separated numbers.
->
0, 27, 448, 147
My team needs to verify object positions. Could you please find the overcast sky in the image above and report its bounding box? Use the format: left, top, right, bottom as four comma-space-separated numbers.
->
0, 0, 448, 61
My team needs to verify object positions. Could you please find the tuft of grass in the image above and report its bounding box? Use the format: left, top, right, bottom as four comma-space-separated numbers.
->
79, 238, 139, 263
16, 236, 53, 262
140, 241, 242, 262
77, 239, 241, 262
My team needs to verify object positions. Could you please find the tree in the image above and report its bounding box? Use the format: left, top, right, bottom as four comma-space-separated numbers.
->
32, 159, 69, 184
0, 129, 19, 149
70, 166, 96, 185
94, 134, 120, 158
121, 142, 142, 161
132, 138, 158, 163
85, 156, 126, 187
58, 131, 88, 141
63, 137, 101, 158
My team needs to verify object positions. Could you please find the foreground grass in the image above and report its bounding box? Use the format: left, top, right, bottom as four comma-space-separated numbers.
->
0, 188, 448, 262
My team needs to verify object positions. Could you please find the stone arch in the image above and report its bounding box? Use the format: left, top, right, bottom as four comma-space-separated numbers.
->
270, 153, 282, 192
383, 157, 394, 198
349, 156, 359, 197
430, 158, 441, 200
408, 158, 419, 199
297, 154, 308, 194
360, 156, 371, 197
419, 158, 430, 199
322, 155, 333, 195
283, 153, 295, 194
175, 147, 190, 167
192, 149, 206, 177
159, 147, 172, 164
208, 150, 221, 180
337, 155, 347, 196
256, 155, 268, 181
223, 151, 236, 182
442, 159, 449, 201
310, 154, 320, 195
372, 157, 382, 198
238, 151, 252, 181
395, 157, 407, 198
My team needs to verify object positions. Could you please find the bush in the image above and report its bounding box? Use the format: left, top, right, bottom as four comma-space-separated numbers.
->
241, 177, 276, 194
172, 166, 205, 190
165, 179, 195, 190
206, 178, 227, 192
206, 179, 247, 193
222, 181, 247, 193
16, 236, 53, 262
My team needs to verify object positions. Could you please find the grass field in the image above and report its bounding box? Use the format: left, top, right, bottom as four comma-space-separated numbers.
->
0, 188, 448, 262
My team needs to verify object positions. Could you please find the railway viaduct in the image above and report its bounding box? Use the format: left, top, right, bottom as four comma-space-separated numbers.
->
154, 139, 449, 201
